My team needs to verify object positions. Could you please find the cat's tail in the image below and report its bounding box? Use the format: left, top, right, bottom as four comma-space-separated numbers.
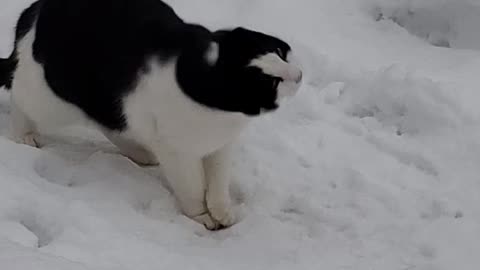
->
0, 54, 16, 90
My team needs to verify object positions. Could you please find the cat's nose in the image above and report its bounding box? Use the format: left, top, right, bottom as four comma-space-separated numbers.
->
295, 71, 303, 84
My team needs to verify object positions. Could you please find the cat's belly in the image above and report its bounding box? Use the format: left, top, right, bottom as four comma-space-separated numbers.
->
123, 60, 251, 157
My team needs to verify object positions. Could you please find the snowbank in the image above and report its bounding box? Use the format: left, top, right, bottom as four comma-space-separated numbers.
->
0, 0, 479, 269
373, 0, 480, 50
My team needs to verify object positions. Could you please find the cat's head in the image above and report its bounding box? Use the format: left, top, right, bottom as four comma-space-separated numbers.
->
177, 27, 303, 116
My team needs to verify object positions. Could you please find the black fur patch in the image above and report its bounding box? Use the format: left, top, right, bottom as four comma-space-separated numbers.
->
0, 58, 15, 89
8, 0, 292, 130
0, 0, 40, 90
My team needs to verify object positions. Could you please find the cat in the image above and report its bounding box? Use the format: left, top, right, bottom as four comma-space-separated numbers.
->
0, 0, 303, 230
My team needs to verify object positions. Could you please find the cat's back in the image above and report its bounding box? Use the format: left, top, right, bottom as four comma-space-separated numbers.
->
22, 0, 188, 130
34, 0, 186, 72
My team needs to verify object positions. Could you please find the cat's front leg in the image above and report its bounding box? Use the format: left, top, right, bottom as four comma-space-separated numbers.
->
204, 145, 236, 228
153, 146, 221, 230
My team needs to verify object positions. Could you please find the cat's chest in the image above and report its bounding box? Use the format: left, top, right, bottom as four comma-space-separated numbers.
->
158, 107, 248, 155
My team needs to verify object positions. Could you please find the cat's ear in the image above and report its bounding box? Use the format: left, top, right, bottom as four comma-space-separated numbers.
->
205, 41, 219, 66
212, 27, 247, 42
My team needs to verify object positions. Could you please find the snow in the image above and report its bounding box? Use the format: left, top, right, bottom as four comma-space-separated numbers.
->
1, 0, 480, 269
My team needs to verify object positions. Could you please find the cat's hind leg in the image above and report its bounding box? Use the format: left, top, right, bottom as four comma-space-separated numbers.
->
9, 95, 39, 148
102, 130, 158, 166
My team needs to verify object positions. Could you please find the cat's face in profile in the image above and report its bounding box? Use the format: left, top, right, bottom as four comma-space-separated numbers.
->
206, 27, 303, 116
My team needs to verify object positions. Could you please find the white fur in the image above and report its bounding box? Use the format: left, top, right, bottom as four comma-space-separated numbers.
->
205, 42, 219, 66
249, 52, 302, 82
249, 52, 303, 101
10, 28, 251, 229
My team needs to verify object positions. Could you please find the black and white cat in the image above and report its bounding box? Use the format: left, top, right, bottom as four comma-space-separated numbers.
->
0, 0, 303, 230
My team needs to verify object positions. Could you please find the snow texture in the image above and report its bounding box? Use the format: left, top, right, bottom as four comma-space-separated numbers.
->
1, 0, 480, 269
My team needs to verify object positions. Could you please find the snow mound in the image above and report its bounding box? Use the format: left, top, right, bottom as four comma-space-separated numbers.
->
373, 0, 480, 50
335, 66, 464, 135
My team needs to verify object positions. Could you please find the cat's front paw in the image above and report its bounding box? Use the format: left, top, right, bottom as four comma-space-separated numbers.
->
191, 213, 222, 231
207, 200, 236, 228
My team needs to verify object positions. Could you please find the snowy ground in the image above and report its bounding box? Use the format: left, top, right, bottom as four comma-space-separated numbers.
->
1, 0, 480, 269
